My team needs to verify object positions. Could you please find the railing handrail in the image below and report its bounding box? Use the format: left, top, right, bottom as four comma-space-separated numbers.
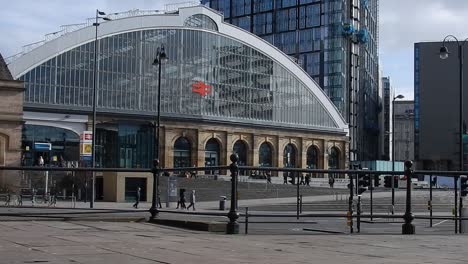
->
2, 165, 467, 178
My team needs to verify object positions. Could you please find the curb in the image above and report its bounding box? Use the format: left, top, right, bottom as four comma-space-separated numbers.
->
149, 218, 227, 233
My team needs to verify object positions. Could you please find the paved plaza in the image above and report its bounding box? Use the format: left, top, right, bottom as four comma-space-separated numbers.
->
0, 220, 466, 264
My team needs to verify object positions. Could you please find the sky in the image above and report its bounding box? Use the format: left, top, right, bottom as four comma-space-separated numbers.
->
1, 0, 468, 100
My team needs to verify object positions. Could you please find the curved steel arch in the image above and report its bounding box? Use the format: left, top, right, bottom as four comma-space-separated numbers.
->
9, 6, 348, 134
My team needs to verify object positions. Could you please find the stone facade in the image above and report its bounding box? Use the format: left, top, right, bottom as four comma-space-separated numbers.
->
159, 120, 348, 175
0, 53, 24, 190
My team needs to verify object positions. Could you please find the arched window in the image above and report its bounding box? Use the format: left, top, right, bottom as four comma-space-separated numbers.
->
205, 138, 220, 174
328, 147, 340, 169
306, 146, 319, 169
184, 14, 218, 31
283, 143, 297, 167
233, 140, 248, 166
174, 137, 191, 168
259, 142, 273, 167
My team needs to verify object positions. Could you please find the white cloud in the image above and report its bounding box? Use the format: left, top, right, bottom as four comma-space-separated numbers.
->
379, 0, 468, 98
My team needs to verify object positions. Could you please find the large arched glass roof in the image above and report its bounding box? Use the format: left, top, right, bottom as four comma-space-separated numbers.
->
18, 28, 339, 131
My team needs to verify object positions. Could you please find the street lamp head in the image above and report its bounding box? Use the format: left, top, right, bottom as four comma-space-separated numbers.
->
98, 11, 106, 15
102, 17, 112, 21
395, 94, 405, 100
439, 46, 450, 60
159, 46, 168, 63
152, 46, 169, 65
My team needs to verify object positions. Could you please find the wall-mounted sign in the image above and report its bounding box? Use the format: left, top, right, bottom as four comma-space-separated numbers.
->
80, 131, 92, 158
192, 81, 212, 97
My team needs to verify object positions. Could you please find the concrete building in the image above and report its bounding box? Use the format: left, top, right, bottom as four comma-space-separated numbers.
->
6, 5, 348, 201
415, 41, 468, 170
201, 0, 381, 162
0, 53, 24, 190
393, 100, 414, 162
380, 76, 393, 161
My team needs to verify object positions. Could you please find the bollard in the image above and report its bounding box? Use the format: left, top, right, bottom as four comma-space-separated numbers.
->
245, 207, 249, 235
402, 160, 415, 234
149, 159, 160, 220
227, 154, 240, 234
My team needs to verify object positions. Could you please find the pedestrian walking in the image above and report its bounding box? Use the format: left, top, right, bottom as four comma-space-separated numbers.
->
177, 189, 186, 209
283, 172, 288, 184
38, 156, 44, 167
328, 176, 335, 188
31, 188, 36, 206
133, 187, 141, 209
300, 175, 305, 185
266, 171, 272, 184
305, 173, 311, 186
187, 190, 196, 211
18, 193, 23, 206
4, 192, 10, 206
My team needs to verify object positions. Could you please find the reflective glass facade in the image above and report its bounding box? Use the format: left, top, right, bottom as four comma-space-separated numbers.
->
19, 28, 339, 131
203, 0, 381, 160
21, 125, 80, 166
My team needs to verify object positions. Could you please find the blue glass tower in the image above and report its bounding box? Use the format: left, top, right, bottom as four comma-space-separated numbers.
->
202, 0, 380, 161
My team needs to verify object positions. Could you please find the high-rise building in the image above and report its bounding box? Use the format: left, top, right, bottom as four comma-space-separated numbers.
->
394, 100, 414, 162
380, 76, 392, 161
415, 41, 468, 170
201, 0, 381, 162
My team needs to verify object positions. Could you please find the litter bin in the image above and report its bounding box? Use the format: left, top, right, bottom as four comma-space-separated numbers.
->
219, 196, 227, 210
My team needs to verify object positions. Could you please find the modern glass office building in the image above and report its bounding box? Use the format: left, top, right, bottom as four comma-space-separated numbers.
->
201, 0, 381, 162
7, 5, 348, 176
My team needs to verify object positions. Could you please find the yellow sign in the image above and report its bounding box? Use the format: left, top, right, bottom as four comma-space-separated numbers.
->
80, 143, 92, 156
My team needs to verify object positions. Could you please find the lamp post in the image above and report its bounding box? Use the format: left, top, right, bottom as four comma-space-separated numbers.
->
90, 10, 111, 209
439, 36, 467, 233
392, 94, 404, 214
149, 45, 168, 216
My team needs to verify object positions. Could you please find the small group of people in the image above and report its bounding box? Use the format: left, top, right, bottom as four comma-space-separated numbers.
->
132, 187, 196, 211
176, 189, 196, 211
283, 173, 312, 186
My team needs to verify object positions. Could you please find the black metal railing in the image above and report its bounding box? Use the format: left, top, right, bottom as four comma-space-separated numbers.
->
1, 158, 468, 235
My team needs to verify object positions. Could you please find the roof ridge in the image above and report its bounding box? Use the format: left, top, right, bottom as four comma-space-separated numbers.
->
0, 53, 13, 80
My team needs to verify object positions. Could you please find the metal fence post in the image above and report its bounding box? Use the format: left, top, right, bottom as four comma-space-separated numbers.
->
149, 159, 160, 220
357, 195, 361, 233
402, 160, 415, 234
348, 172, 354, 234
429, 174, 433, 227
245, 207, 249, 235
227, 154, 240, 234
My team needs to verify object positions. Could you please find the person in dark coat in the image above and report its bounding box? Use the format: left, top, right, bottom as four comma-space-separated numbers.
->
305, 173, 311, 186
283, 172, 288, 184
177, 189, 186, 209
329, 177, 335, 188
300, 175, 305, 185
133, 187, 141, 208
187, 190, 196, 211
266, 171, 272, 184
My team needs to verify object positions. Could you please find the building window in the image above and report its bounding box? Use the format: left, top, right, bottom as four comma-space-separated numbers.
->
205, 138, 220, 174
184, 14, 218, 31
283, 143, 297, 167
174, 137, 191, 168
233, 140, 248, 166
259, 142, 273, 167
328, 146, 340, 169
306, 146, 318, 168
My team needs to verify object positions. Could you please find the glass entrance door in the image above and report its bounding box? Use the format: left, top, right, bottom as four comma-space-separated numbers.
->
205, 151, 218, 175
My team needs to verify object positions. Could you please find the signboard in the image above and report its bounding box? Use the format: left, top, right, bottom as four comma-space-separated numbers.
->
34, 143, 51, 151
192, 81, 212, 96
80, 131, 93, 158
168, 176, 178, 197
